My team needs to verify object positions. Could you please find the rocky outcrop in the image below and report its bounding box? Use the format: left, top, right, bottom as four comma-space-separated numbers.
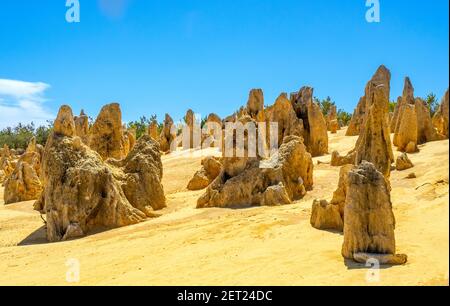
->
159, 114, 176, 153
88, 103, 128, 160
415, 98, 442, 144
393, 78, 443, 151
148, 121, 159, 141
123, 127, 136, 156
197, 135, 313, 208
395, 104, 418, 153
326, 105, 340, 133
330, 150, 356, 167
291, 87, 328, 157
396, 153, 414, 171
265, 93, 304, 146
341, 161, 407, 265
3, 138, 43, 204
187, 157, 222, 190
433, 89, 449, 138
0, 144, 14, 184
74, 110, 89, 143
353, 65, 394, 178
310, 199, 343, 231
310, 164, 354, 232
346, 97, 366, 136
246, 89, 265, 122
35, 105, 166, 242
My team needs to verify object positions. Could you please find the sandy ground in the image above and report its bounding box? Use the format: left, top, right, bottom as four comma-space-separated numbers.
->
0, 128, 448, 286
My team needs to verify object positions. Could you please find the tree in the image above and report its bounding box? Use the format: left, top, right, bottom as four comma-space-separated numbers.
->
315, 96, 335, 116
389, 100, 397, 113
424, 93, 438, 116
127, 116, 151, 140
337, 109, 352, 127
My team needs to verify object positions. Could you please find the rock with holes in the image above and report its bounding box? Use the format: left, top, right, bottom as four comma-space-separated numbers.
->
291, 87, 328, 157
4, 138, 43, 204
265, 93, 304, 147
197, 135, 313, 208
34, 105, 166, 242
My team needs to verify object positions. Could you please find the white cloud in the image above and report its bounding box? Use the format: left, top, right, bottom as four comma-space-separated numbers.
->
0, 79, 54, 129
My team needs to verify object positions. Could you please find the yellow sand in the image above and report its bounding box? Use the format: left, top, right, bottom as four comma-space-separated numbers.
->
0, 128, 448, 286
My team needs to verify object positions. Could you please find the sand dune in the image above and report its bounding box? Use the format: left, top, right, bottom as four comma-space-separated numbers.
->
0, 128, 448, 286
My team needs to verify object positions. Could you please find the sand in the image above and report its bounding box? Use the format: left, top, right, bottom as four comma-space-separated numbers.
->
0, 128, 448, 286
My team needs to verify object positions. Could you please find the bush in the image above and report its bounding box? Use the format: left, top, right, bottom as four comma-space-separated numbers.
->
0, 122, 53, 150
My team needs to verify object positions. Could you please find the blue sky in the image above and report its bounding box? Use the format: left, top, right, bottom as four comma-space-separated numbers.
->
0, 0, 448, 127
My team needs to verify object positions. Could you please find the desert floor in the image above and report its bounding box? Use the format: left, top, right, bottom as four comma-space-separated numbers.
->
0, 128, 448, 286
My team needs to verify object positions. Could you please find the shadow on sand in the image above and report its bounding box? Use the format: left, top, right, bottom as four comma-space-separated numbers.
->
18, 226, 48, 246
344, 258, 396, 271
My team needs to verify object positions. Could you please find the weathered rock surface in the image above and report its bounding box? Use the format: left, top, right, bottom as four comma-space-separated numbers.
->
395, 104, 418, 153
265, 93, 304, 146
291, 87, 328, 157
4, 138, 43, 204
396, 153, 414, 171
197, 135, 313, 208
159, 114, 176, 153
415, 98, 442, 144
354, 65, 394, 178
341, 161, 407, 265
330, 150, 356, 167
74, 110, 89, 143
88, 103, 127, 160
187, 157, 222, 191
326, 105, 340, 133
246, 89, 265, 122
35, 105, 166, 242
346, 97, 366, 136
433, 89, 449, 138
148, 121, 159, 141
310, 199, 343, 231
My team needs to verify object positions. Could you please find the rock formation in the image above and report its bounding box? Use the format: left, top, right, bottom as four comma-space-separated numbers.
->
326, 105, 340, 133
74, 110, 89, 143
246, 89, 265, 122
187, 157, 222, 191
88, 103, 128, 160
310, 199, 343, 231
197, 135, 313, 208
330, 150, 356, 167
3, 138, 43, 204
393, 78, 443, 151
353, 65, 394, 178
159, 114, 176, 153
341, 161, 407, 265
395, 104, 418, 153
432, 89, 449, 138
123, 127, 136, 156
310, 164, 354, 231
148, 121, 159, 141
291, 87, 328, 157
265, 93, 304, 146
0, 144, 14, 185
35, 105, 166, 242
346, 97, 366, 136
396, 153, 414, 171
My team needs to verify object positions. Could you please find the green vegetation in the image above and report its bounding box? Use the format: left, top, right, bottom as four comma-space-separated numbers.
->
315, 96, 352, 127
0, 121, 53, 150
